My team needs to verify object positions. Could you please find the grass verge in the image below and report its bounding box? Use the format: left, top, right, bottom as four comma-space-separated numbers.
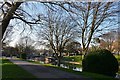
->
1, 58, 36, 80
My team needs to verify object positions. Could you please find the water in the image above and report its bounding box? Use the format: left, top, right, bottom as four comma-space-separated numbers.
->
73, 67, 82, 72
60, 64, 82, 72
60, 64, 120, 79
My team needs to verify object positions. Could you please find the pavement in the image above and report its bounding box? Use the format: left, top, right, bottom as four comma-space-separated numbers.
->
8, 57, 92, 79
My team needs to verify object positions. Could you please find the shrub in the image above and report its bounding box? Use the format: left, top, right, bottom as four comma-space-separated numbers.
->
20, 53, 27, 59
82, 49, 119, 77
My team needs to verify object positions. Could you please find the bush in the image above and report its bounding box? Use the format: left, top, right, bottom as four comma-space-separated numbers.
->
20, 53, 27, 59
82, 49, 119, 77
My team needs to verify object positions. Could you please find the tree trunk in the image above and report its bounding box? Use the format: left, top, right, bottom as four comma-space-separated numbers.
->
2, 2, 22, 37
83, 49, 87, 58
57, 58, 61, 67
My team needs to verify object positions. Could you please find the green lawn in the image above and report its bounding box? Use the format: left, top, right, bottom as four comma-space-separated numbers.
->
1, 58, 36, 80
62, 56, 82, 62
115, 55, 120, 60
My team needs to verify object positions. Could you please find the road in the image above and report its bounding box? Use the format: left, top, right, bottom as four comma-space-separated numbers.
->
8, 58, 92, 79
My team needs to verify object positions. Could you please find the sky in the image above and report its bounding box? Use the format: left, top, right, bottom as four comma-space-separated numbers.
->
3, 1, 119, 48
8, 2, 45, 47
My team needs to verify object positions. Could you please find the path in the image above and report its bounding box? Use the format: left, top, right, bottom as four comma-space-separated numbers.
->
8, 58, 91, 79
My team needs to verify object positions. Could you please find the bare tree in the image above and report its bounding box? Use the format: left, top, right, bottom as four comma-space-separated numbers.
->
99, 31, 117, 52
37, 8, 78, 66
15, 36, 35, 59
1, 1, 22, 37
1, 1, 42, 38
111, 28, 120, 55
65, 41, 81, 56
1, 1, 66, 38
42, 2, 119, 57
62, 2, 119, 56
1, 1, 119, 58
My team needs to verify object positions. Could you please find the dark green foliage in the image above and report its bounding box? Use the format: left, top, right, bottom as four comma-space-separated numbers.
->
20, 53, 27, 59
82, 49, 119, 77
